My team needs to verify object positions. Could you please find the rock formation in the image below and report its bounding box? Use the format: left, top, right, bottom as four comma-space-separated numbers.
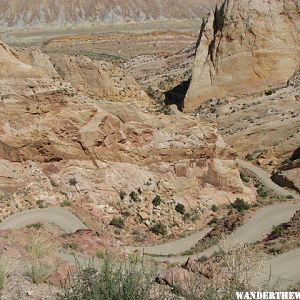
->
192, 66, 300, 171
271, 154, 300, 193
184, 0, 300, 112
0, 0, 221, 28
50, 54, 152, 106
0, 41, 255, 240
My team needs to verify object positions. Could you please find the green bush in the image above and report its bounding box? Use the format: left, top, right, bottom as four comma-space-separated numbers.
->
271, 224, 286, 238
152, 195, 161, 207
257, 187, 268, 198
240, 172, 250, 183
36, 200, 45, 209
175, 203, 185, 215
26, 260, 54, 284
61, 200, 72, 207
231, 198, 251, 212
26, 222, 43, 230
245, 153, 254, 161
151, 222, 168, 236
211, 204, 219, 212
60, 257, 154, 300
129, 191, 140, 202
109, 217, 124, 229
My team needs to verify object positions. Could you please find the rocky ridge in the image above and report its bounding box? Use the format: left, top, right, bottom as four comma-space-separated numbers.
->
0, 41, 255, 244
0, 0, 221, 28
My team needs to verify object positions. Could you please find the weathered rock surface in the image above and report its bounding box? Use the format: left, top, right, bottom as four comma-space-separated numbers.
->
272, 158, 300, 193
50, 54, 153, 106
192, 66, 300, 172
0, 41, 255, 241
0, 0, 221, 28
156, 267, 191, 295
124, 43, 196, 109
185, 0, 300, 112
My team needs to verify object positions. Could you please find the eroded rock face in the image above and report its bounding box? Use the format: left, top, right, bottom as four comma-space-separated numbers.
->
50, 54, 153, 107
0, 41, 255, 238
184, 0, 300, 111
271, 159, 300, 192
0, 0, 221, 28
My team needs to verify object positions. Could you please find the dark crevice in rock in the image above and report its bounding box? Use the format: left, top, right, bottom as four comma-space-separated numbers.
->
291, 147, 300, 161
164, 79, 191, 111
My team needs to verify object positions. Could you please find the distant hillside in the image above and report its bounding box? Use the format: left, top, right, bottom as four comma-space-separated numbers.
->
0, 0, 220, 28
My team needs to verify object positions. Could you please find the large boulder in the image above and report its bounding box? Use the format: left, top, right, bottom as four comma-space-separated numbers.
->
156, 267, 191, 295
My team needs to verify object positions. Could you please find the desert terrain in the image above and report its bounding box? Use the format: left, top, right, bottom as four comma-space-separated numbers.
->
0, 0, 299, 299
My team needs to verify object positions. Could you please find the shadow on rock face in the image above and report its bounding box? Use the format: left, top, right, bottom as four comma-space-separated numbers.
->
164, 79, 190, 112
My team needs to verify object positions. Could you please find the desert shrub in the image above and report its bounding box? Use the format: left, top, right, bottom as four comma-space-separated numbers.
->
257, 187, 268, 198
60, 257, 155, 300
245, 153, 254, 161
25, 233, 57, 284
26, 233, 57, 259
211, 205, 219, 212
68, 178, 78, 186
186, 244, 276, 300
26, 222, 43, 230
209, 217, 220, 225
265, 89, 276, 96
119, 191, 126, 200
175, 203, 185, 215
95, 251, 107, 260
151, 222, 168, 236
231, 198, 251, 212
65, 242, 79, 251
109, 217, 124, 229
26, 260, 55, 284
61, 200, 72, 207
286, 195, 294, 199
129, 191, 140, 202
270, 224, 286, 238
152, 195, 161, 207
240, 172, 250, 183
36, 200, 45, 209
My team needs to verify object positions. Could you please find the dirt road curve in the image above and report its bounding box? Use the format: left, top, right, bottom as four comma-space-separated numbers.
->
0, 207, 87, 233
236, 159, 298, 198
142, 202, 300, 260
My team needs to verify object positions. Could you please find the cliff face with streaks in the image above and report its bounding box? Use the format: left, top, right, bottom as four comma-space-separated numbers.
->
0, 0, 220, 28
184, 0, 300, 111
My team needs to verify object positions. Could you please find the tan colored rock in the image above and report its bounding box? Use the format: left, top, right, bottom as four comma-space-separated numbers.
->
0, 41, 256, 239
50, 54, 153, 107
185, 0, 300, 111
138, 211, 150, 221
156, 267, 191, 295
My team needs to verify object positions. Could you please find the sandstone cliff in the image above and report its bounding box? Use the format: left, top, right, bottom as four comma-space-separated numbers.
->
184, 0, 300, 112
0, 41, 255, 240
